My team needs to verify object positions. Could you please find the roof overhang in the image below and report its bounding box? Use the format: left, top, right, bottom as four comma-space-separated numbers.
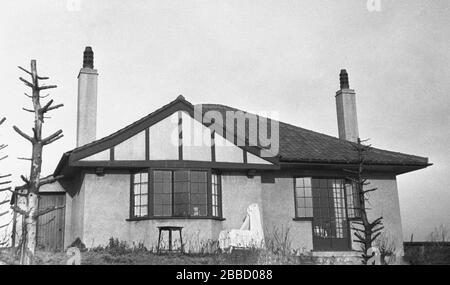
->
279, 161, 432, 176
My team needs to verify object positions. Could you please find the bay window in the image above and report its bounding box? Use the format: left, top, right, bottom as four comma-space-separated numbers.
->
130, 169, 222, 219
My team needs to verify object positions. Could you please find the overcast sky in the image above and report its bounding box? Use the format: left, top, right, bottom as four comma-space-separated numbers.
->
0, 0, 449, 241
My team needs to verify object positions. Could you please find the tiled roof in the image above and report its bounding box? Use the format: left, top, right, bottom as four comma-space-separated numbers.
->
55, 96, 429, 176
199, 103, 429, 166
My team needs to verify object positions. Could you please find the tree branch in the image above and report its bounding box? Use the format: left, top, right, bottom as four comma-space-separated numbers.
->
34, 205, 65, 218
18, 66, 32, 76
363, 188, 378, 195
20, 175, 30, 185
17, 157, 32, 161
38, 85, 57, 91
22, 108, 35, 113
40, 99, 64, 114
39, 99, 53, 113
42, 130, 63, 145
19, 77, 34, 88
13, 126, 33, 142
0, 187, 11, 192
0, 219, 12, 229
10, 205, 29, 216
44, 134, 63, 145
39, 175, 64, 186
47, 104, 64, 112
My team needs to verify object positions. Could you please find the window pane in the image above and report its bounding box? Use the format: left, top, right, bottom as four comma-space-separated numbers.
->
304, 178, 311, 188
154, 194, 163, 205
134, 173, 141, 183
141, 173, 148, 183
141, 195, 148, 205
154, 205, 162, 216
295, 177, 303, 188
174, 170, 189, 181
298, 208, 306, 217
165, 194, 173, 205
154, 171, 163, 182
191, 205, 207, 216
174, 193, 189, 204
163, 205, 172, 216
295, 187, 305, 198
154, 183, 162, 193
174, 181, 189, 193
305, 197, 313, 208
198, 183, 207, 194
134, 184, 141, 195
134, 196, 141, 206
163, 180, 172, 193
174, 203, 189, 216
141, 184, 148, 194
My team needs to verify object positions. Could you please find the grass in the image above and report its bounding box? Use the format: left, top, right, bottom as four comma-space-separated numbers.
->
0, 235, 307, 265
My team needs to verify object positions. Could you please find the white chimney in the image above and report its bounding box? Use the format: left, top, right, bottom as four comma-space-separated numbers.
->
335, 69, 359, 142
76, 47, 98, 147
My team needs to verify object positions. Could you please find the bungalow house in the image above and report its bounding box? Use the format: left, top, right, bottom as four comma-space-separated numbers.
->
32, 47, 430, 257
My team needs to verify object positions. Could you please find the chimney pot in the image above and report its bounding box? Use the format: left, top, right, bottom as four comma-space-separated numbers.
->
77, 47, 98, 147
339, 69, 349, 89
83, 46, 94, 69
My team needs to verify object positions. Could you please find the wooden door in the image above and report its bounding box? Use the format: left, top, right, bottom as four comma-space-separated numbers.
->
37, 193, 65, 251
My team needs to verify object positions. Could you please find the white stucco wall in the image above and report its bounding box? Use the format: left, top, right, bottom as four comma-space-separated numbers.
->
221, 173, 263, 230
80, 173, 222, 252
360, 178, 404, 256
65, 178, 86, 247
67, 172, 404, 256
261, 176, 314, 253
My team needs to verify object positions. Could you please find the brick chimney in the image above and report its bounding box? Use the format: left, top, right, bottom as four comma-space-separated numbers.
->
76, 47, 98, 147
335, 69, 359, 142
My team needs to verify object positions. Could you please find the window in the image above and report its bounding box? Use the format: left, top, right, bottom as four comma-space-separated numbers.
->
293, 178, 362, 221
131, 172, 149, 218
188, 171, 208, 216
130, 169, 222, 219
294, 177, 313, 218
345, 182, 362, 219
211, 173, 221, 217
331, 180, 347, 238
153, 170, 173, 217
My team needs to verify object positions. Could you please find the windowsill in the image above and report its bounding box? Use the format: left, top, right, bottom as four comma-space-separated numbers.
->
292, 217, 313, 222
126, 216, 226, 222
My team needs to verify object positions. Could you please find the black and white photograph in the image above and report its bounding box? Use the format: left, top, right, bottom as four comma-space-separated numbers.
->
0, 0, 449, 272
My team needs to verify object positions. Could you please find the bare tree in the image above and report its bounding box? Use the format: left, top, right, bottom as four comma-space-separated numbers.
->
0, 117, 12, 248
10, 60, 64, 264
428, 224, 449, 243
345, 138, 384, 265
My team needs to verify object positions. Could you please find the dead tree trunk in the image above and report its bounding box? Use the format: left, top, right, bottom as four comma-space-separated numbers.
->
11, 60, 64, 264
0, 117, 12, 248
345, 138, 384, 265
